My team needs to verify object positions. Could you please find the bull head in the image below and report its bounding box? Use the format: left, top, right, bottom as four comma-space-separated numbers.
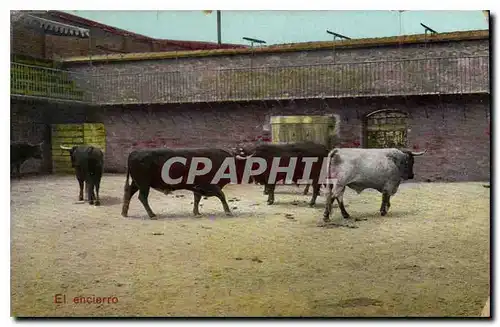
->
235, 147, 256, 160
398, 148, 427, 180
60, 145, 77, 167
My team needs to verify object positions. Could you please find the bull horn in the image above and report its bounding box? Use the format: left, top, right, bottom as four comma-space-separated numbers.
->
236, 153, 255, 160
411, 149, 427, 156
60, 145, 73, 150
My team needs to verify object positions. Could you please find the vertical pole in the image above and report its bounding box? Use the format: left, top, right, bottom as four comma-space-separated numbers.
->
217, 10, 221, 45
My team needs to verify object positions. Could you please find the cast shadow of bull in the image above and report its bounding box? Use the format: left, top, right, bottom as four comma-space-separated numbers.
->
74, 195, 122, 207
344, 208, 419, 221
123, 211, 258, 221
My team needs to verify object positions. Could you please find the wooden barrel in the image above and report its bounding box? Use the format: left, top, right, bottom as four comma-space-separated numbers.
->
51, 123, 106, 174
270, 115, 339, 149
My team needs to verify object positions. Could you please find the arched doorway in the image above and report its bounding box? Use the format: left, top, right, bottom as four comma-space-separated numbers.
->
363, 109, 409, 148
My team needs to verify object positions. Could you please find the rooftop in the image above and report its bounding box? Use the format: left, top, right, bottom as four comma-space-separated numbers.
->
61, 29, 489, 64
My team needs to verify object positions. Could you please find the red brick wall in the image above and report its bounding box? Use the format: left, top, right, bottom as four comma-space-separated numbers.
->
12, 23, 187, 59
10, 98, 94, 174
11, 25, 45, 59
97, 94, 490, 182
66, 39, 490, 105
10, 95, 490, 182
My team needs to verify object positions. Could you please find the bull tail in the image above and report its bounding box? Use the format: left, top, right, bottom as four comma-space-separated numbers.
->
325, 148, 339, 187
124, 163, 131, 192
121, 161, 132, 217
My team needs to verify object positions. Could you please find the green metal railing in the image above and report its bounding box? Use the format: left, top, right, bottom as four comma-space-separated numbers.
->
10, 62, 89, 102
10, 55, 490, 105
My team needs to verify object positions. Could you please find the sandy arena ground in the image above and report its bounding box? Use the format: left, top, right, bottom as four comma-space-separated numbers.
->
11, 174, 490, 317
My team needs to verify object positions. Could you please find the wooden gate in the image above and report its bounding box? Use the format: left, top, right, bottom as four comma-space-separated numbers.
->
364, 110, 408, 148
270, 115, 339, 149
51, 123, 106, 174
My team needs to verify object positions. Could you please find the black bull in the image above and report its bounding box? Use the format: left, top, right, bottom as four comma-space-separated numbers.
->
121, 148, 249, 219
121, 144, 329, 218
60, 145, 104, 206
236, 142, 330, 206
11, 142, 44, 179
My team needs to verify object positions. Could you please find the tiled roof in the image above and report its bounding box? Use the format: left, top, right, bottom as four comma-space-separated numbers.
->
46, 10, 248, 50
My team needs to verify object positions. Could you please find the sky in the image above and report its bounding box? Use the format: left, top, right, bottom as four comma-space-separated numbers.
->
64, 10, 489, 45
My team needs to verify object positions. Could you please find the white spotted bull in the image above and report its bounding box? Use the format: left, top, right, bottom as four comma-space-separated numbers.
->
322, 148, 426, 226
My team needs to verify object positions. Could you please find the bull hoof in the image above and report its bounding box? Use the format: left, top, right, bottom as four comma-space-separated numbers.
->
380, 211, 387, 216
194, 213, 202, 217
225, 212, 233, 217
121, 212, 128, 217
149, 215, 158, 220
89, 200, 94, 205
94, 201, 101, 206
308, 202, 316, 207
267, 200, 274, 205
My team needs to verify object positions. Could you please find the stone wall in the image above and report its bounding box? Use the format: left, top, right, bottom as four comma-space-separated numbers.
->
65, 39, 490, 104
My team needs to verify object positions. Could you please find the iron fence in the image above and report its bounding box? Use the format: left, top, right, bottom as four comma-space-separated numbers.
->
10, 62, 92, 103
11, 55, 490, 105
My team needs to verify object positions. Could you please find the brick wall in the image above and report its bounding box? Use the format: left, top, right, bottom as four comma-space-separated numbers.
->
12, 23, 185, 60
65, 39, 490, 105
11, 94, 490, 182
45, 28, 154, 59
68, 39, 490, 74
95, 94, 489, 182
11, 25, 45, 59
10, 98, 96, 174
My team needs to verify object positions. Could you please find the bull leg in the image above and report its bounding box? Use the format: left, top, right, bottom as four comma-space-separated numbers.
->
266, 184, 276, 205
263, 185, 269, 195
214, 188, 233, 216
138, 186, 156, 219
380, 192, 390, 216
121, 182, 139, 217
78, 178, 85, 201
336, 190, 364, 220
16, 164, 21, 180
94, 180, 101, 206
87, 180, 95, 205
323, 184, 334, 222
322, 184, 356, 228
303, 184, 311, 195
308, 183, 321, 207
193, 192, 202, 216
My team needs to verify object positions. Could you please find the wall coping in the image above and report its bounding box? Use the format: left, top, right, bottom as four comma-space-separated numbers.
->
61, 29, 489, 64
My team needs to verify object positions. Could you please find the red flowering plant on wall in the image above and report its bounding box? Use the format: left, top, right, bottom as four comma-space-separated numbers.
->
339, 140, 361, 148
